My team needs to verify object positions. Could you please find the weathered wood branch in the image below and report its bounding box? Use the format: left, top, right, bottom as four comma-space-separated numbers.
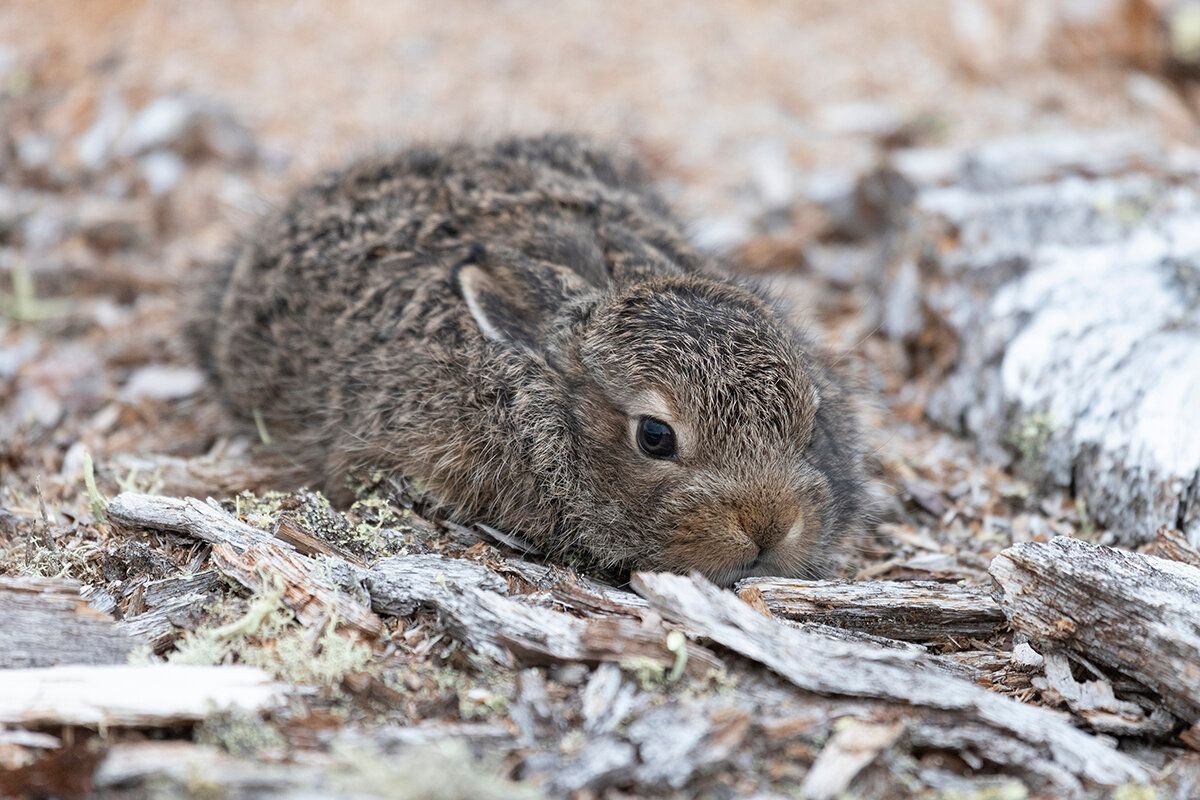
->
107, 492, 279, 553
107, 492, 382, 638
0, 665, 283, 727
736, 578, 1004, 642
990, 536, 1200, 723
631, 570, 1148, 790
0, 577, 138, 668
365, 554, 720, 676
211, 541, 382, 638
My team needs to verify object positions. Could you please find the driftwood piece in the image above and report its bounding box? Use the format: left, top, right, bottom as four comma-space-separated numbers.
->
107, 493, 382, 639
990, 536, 1200, 723
365, 555, 720, 675
737, 578, 1004, 642
866, 132, 1200, 545
631, 571, 1148, 790
108, 492, 279, 553
0, 577, 138, 668
0, 665, 282, 726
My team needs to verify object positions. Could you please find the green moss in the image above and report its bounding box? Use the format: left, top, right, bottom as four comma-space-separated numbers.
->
1112, 784, 1158, 800
1007, 411, 1055, 466
194, 712, 287, 759
83, 450, 108, 524
934, 781, 1028, 800
169, 581, 374, 688
327, 740, 539, 800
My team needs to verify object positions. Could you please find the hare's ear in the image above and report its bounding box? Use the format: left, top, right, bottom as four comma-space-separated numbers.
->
457, 264, 532, 346
457, 258, 585, 350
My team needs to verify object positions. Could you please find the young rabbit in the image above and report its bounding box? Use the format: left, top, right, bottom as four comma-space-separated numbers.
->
192, 134, 867, 585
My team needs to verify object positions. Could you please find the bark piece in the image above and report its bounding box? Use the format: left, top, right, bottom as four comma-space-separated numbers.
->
548, 737, 637, 795
990, 536, 1200, 723
582, 663, 639, 736
271, 514, 365, 566
499, 558, 649, 614
0, 665, 282, 726
365, 555, 719, 675
116, 570, 224, 652
1149, 525, 1200, 568
366, 554, 509, 616
625, 702, 750, 791
736, 578, 1004, 642
800, 719, 906, 800
631, 570, 1147, 789
0, 577, 138, 668
107, 492, 382, 639
1033, 650, 1175, 736
211, 541, 382, 638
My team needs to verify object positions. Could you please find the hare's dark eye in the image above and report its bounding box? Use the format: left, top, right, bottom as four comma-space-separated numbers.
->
636, 416, 677, 459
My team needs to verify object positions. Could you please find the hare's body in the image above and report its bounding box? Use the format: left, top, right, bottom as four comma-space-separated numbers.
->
195, 135, 867, 584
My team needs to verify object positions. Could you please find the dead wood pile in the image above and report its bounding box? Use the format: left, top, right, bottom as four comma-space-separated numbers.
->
5, 490, 1200, 798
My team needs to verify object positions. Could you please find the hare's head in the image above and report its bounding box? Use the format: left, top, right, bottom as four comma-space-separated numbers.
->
459, 260, 865, 585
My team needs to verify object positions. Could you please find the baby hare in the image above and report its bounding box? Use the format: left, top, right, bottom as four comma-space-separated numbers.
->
192, 134, 867, 585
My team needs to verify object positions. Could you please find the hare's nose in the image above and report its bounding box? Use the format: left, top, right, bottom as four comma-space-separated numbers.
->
738, 509, 795, 552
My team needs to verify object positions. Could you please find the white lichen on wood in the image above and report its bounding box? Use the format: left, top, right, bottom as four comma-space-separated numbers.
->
868, 132, 1200, 545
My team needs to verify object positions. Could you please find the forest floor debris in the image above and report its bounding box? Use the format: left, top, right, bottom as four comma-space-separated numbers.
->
5, 2, 1200, 797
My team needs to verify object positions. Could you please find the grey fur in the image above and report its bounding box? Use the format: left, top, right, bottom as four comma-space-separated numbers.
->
190, 134, 867, 585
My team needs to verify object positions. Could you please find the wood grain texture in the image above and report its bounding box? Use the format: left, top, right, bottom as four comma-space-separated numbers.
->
631, 570, 1148, 791
0, 665, 282, 726
736, 577, 1004, 642
990, 536, 1200, 723
0, 577, 138, 668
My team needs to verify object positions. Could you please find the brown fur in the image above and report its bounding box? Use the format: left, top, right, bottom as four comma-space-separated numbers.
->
190, 134, 867, 585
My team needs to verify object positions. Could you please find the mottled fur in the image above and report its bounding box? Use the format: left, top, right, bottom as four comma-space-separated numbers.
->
191, 134, 867, 584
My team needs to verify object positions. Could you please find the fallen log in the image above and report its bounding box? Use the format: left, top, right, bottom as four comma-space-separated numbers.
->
990, 536, 1200, 724
0, 664, 282, 727
0, 577, 138, 668
862, 132, 1200, 545
631, 571, 1148, 791
736, 577, 1004, 642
